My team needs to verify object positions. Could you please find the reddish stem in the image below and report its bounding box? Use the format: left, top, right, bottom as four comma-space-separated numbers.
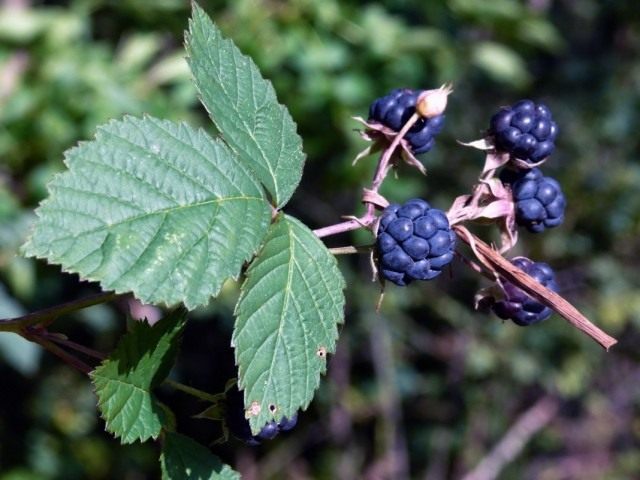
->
314, 216, 372, 239
314, 113, 420, 239
25, 333, 93, 374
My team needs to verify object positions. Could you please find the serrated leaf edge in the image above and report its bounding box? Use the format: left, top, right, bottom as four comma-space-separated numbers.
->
21, 115, 271, 310
232, 214, 345, 433
185, 3, 305, 208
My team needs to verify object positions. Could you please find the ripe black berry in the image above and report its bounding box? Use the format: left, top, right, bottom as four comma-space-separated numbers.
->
489, 99, 558, 163
492, 257, 558, 326
376, 198, 456, 286
368, 88, 445, 154
225, 386, 298, 445
500, 168, 566, 233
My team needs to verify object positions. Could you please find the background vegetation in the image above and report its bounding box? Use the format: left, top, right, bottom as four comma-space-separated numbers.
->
0, 0, 639, 478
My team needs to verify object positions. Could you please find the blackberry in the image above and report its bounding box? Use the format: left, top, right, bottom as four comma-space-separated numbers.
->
492, 257, 558, 326
225, 386, 298, 445
368, 88, 445, 154
376, 198, 456, 286
489, 99, 558, 163
500, 168, 566, 233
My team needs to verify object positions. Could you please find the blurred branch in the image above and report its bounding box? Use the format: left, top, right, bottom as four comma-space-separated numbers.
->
365, 313, 410, 480
0, 51, 29, 102
1, 0, 30, 11
461, 396, 560, 480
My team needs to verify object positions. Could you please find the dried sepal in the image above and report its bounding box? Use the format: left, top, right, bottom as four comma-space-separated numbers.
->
474, 285, 504, 311
447, 176, 518, 252
458, 137, 494, 151
509, 156, 548, 170
352, 116, 427, 175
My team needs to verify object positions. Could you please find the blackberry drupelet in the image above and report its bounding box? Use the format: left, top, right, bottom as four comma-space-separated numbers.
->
489, 99, 558, 163
500, 167, 566, 233
376, 198, 456, 286
368, 88, 445, 154
492, 257, 558, 326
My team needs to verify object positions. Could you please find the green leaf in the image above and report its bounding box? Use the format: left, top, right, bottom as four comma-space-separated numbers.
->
22, 116, 271, 309
187, 4, 305, 208
90, 308, 187, 444
161, 432, 240, 480
233, 214, 345, 433
471, 42, 531, 88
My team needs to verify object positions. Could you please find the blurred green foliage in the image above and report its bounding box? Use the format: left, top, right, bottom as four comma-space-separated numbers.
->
0, 0, 639, 479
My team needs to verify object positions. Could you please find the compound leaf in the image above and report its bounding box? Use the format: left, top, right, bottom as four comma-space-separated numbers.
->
233, 214, 345, 433
23, 116, 271, 309
161, 432, 240, 480
91, 308, 187, 444
187, 4, 305, 208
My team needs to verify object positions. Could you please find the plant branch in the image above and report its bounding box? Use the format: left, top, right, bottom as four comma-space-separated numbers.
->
163, 378, 222, 403
40, 331, 107, 360
453, 225, 617, 350
0, 291, 120, 332
13, 325, 229, 405
460, 396, 559, 480
314, 217, 371, 239
314, 114, 421, 239
329, 245, 372, 255
25, 333, 93, 374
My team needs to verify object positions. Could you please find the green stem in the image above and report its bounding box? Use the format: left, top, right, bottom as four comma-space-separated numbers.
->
163, 378, 222, 404
0, 291, 120, 332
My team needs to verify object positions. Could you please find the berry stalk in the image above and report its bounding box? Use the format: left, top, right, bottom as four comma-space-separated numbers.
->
314, 113, 422, 239
453, 225, 617, 350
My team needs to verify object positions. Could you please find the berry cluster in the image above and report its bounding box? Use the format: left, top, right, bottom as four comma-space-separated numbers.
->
225, 386, 298, 446
492, 257, 558, 326
376, 199, 456, 286
489, 99, 557, 163
362, 90, 570, 329
368, 88, 445, 154
484, 99, 566, 325
500, 167, 566, 233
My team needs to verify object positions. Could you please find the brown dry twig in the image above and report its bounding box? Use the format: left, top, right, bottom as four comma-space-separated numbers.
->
453, 225, 617, 350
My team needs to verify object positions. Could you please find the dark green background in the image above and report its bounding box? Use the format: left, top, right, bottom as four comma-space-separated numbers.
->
0, 1, 639, 478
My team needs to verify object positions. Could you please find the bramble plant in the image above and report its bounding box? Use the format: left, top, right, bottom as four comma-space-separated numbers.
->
0, 3, 619, 478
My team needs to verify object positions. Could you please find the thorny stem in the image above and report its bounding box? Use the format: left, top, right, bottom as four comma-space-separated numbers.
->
313, 113, 421, 239
453, 225, 617, 350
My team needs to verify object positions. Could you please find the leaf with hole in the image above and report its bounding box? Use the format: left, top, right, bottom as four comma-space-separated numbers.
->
233, 214, 345, 433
